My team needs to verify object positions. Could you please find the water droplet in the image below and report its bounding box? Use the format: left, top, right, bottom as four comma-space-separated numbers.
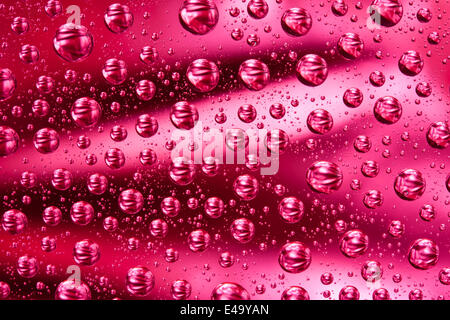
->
369, 0, 403, 27
126, 266, 155, 296
170, 101, 199, 130
211, 282, 250, 300
238, 59, 270, 91
281, 8, 312, 36
53, 24, 93, 62
71, 97, 102, 128
337, 33, 364, 59
398, 51, 424, 76
306, 161, 343, 193
373, 96, 402, 124
186, 59, 219, 92
408, 238, 439, 270
339, 229, 369, 258
104, 4, 133, 33
278, 241, 311, 273
394, 169, 426, 200
296, 54, 328, 86
179, 0, 219, 35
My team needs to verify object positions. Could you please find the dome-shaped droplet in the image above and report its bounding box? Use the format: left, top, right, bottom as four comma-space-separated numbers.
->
188, 229, 211, 252
438, 268, 450, 285
71, 97, 102, 128
17, 255, 38, 278
415, 82, 431, 97
43, 206, 62, 226
0, 126, 19, 156
161, 197, 181, 218
354, 135, 371, 153
45, 0, 63, 18
20, 171, 37, 189
139, 148, 157, 166
202, 156, 221, 176
103, 216, 118, 232
369, 70, 385, 87
247, 0, 269, 19
238, 104, 257, 123
32, 99, 50, 118
426, 121, 449, 149
140, 46, 158, 65
363, 189, 383, 208
418, 204, 435, 222
136, 114, 158, 137
337, 33, 364, 59
266, 129, 289, 154
179, 0, 219, 35
218, 252, 235, 268
70, 201, 94, 226
0, 69, 16, 102
102, 58, 127, 85
307, 109, 333, 134
361, 260, 383, 282
278, 241, 312, 273
171, 280, 192, 300
19, 44, 39, 64
170, 101, 199, 130
281, 8, 312, 36
104, 148, 125, 169
55, 279, 91, 300
306, 161, 343, 193
373, 96, 402, 124
269, 103, 285, 119
73, 239, 100, 266
233, 174, 259, 200
0, 282, 11, 299
394, 169, 426, 200
238, 59, 270, 91
278, 197, 304, 224
417, 8, 432, 23
369, 0, 403, 27
408, 238, 439, 270
343, 87, 363, 108
339, 229, 369, 258
361, 160, 379, 178
169, 157, 196, 185
126, 266, 155, 296
51, 168, 72, 191
339, 286, 360, 300
230, 218, 255, 243
11, 17, 29, 35
2, 209, 27, 235
204, 197, 224, 218
373, 288, 390, 300
281, 286, 310, 300
211, 283, 250, 300
33, 128, 59, 154
53, 24, 93, 62
296, 54, 328, 86
398, 51, 424, 76
135, 80, 156, 101
186, 59, 219, 92
104, 3, 133, 33
36, 75, 55, 94
119, 189, 143, 214
110, 125, 127, 142
332, 0, 348, 16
